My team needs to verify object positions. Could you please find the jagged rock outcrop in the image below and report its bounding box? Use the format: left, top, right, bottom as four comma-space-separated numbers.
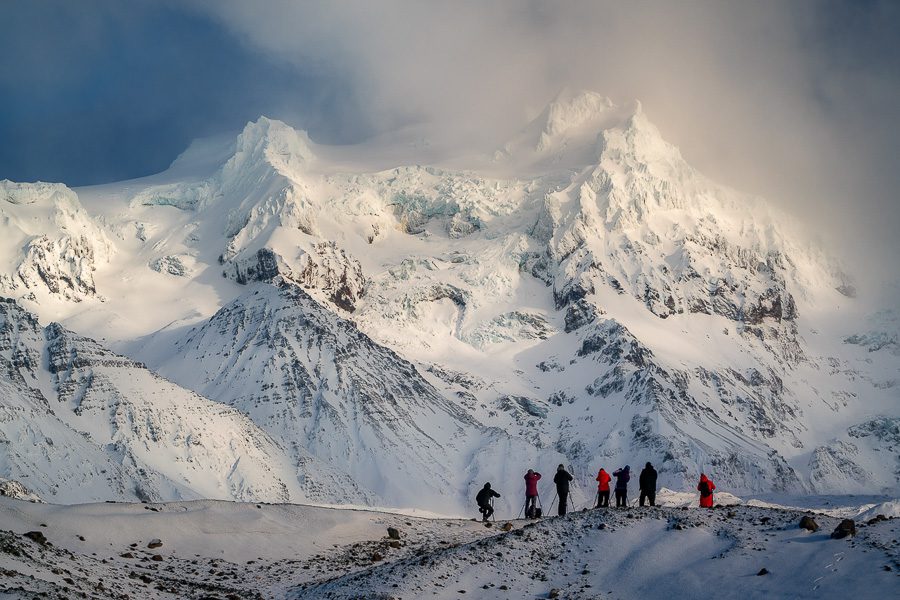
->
0, 181, 111, 302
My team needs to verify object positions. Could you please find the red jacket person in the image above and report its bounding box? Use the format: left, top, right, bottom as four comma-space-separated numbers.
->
698, 473, 716, 508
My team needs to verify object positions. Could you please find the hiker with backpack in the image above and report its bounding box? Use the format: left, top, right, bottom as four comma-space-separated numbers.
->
638, 462, 657, 507
698, 473, 716, 508
553, 464, 574, 516
524, 469, 542, 518
476, 482, 501, 522
613, 465, 630, 507
595, 468, 611, 507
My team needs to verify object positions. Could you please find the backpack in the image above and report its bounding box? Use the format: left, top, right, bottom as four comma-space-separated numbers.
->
699, 481, 711, 497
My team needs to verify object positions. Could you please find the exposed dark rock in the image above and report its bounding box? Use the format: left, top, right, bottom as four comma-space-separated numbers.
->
498, 395, 548, 419
23, 531, 47, 545
836, 283, 857, 298
553, 277, 594, 310
564, 299, 602, 332
831, 520, 856, 539
227, 248, 282, 285
799, 516, 819, 532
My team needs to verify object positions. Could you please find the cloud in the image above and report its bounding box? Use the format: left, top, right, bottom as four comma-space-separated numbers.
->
2, 1, 897, 287
183, 0, 900, 287
0, 0, 365, 185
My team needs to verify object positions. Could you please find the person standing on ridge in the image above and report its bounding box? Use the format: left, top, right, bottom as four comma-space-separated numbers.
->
613, 465, 630, 508
638, 462, 657, 507
476, 482, 501, 521
595, 467, 611, 507
524, 469, 542, 518
553, 464, 574, 516
698, 473, 716, 508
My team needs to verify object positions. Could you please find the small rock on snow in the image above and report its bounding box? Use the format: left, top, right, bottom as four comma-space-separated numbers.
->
799, 516, 819, 532
23, 531, 47, 545
831, 520, 857, 539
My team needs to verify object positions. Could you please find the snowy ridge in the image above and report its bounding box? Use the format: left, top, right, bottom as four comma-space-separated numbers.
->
0, 297, 315, 503
0, 91, 897, 511
0, 180, 112, 303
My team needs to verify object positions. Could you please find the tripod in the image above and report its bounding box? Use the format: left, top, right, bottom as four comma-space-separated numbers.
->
518, 493, 543, 519
548, 490, 575, 515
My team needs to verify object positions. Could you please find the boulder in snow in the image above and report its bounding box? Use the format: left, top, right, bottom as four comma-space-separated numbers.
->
799, 516, 819, 532
830, 519, 856, 539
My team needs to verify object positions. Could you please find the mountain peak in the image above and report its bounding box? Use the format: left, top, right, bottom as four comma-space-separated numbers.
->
1, 179, 77, 207
537, 89, 617, 148
495, 91, 656, 171
223, 117, 317, 182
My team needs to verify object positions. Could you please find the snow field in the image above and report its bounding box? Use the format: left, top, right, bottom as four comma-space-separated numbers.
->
1, 496, 898, 599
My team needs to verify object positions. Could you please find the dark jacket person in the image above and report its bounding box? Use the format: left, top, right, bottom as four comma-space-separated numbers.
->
553, 464, 574, 516
476, 482, 501, 521
612, 466, 630, 508
638, 462, 657, 507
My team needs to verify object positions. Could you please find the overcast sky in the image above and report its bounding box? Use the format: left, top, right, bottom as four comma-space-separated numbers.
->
1, 0, 898, 282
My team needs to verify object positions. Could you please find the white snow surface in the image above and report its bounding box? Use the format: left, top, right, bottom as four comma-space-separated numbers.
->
0, 495, 897, 599
0, 91, 898, 514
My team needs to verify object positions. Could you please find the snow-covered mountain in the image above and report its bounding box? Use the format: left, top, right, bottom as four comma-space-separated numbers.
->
1, 90, 897, 511
148, 279, 555, 513
0, 297, 314, 503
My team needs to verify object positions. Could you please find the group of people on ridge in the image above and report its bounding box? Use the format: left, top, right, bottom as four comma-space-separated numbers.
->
524, 465, 573, 518
476, 463, 717, 521
595, 462, 664, 508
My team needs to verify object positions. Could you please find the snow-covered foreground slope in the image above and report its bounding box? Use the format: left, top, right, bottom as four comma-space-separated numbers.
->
0, 496, 897, 599
0, 90, 898, 510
